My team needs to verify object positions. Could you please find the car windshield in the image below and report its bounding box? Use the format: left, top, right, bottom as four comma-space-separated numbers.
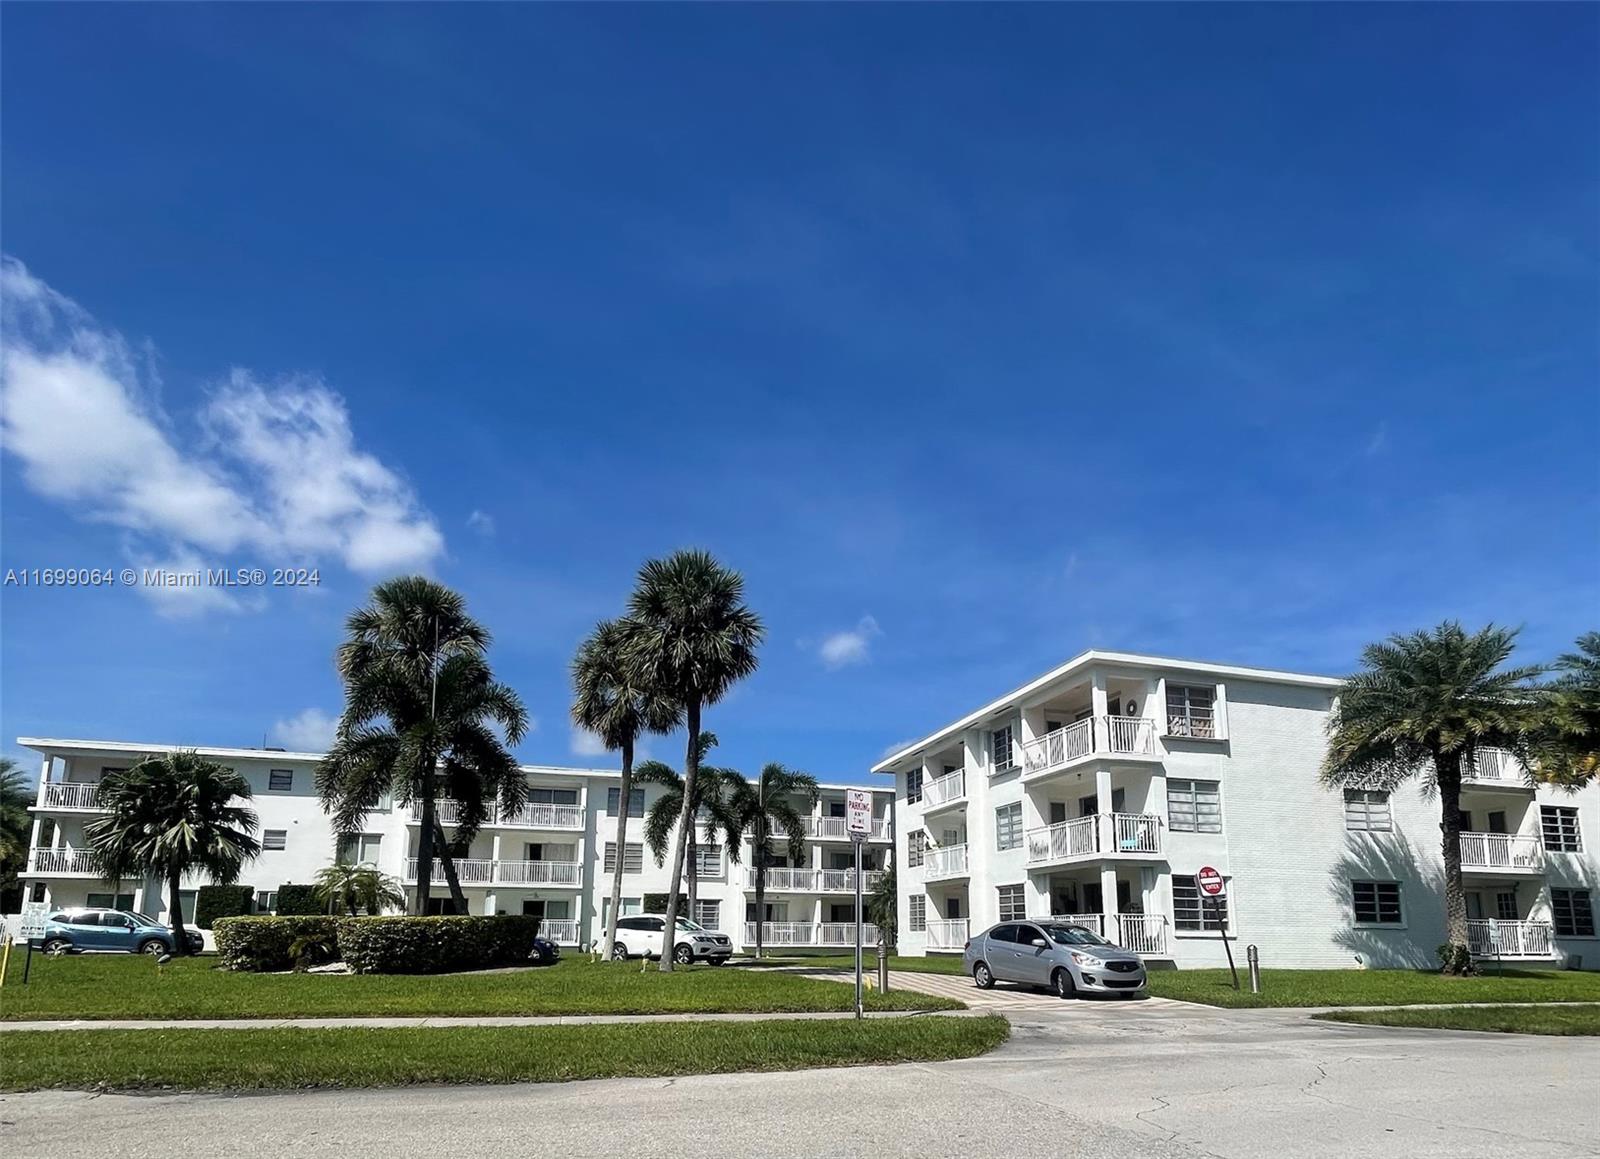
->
1043, 923, 1111, 947
675, 918, 705, 932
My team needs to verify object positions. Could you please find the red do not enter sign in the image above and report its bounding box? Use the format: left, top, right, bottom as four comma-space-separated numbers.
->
1197, 866, 1226, 896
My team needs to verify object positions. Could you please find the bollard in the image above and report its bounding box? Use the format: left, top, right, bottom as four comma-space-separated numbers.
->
877, 939, 890, 993
1247, 944, 1261, 994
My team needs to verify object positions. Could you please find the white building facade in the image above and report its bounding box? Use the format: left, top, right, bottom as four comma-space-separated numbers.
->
874, 651, 1600, 970
18, 737, 893, 953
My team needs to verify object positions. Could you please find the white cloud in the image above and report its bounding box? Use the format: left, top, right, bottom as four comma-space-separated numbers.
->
466, 509, 496, 537
272, 707, 338, 753
0, 256, 445, 610
570, 727, 609, 757
1365, 421, 1389, 457
817, 614, 882, 669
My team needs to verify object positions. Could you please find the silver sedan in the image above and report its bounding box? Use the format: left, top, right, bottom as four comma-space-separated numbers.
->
962, 920, 1148, 998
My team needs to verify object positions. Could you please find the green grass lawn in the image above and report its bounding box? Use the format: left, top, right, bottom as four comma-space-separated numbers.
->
0, 953, 961, 1021
1313, 1005, 1600, 1036
745, 954, 969, 976
0, 1015, 1010, 1092
1147, 967, 1600, 1009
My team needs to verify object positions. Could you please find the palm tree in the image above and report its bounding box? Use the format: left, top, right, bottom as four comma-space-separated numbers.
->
727, 762, 818, 959
1, 758, 34, 911
318, 576, 529, 914
571, 616, 682, 961
85, 752, 260, 955
625, 550, 764, 971
867, 862, 897, 949
634, 733, 743, 931
1537, 632, 1600, 787
313, 863, 406, 916
1322, 623, 1545, 973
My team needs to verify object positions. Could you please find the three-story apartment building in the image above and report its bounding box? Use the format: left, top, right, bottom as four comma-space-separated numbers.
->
17, 737, 893, 953
874, 651, 1600, 969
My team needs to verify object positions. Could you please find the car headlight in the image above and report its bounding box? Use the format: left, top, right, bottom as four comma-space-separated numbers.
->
1069, 951, 1103, 968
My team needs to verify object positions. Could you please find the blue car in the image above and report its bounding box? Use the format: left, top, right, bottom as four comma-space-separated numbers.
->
39, 908, 203, 956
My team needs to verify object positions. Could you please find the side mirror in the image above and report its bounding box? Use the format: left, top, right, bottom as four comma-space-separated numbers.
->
1030, 937, 1048, 948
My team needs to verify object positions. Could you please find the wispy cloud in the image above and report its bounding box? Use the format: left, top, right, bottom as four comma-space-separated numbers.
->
0, 256, 445, 609
466, 509, 496, 537
817, 615, 882, 670
271, 707, 338, 753
570, 727, 608, 757
1365, 421, 1389, 457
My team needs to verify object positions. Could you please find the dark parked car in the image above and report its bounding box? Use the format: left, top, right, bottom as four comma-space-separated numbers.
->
963, 920, 1147, 998
40, 908, 203, 956
529, 935, 561, 964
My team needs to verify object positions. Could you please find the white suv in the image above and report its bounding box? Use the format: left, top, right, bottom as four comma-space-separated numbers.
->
610, 915, 733, 965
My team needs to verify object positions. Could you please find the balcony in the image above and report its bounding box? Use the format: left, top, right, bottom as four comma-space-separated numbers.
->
1114, 913, 1170, 956
29, 847, 99, 876
810, 816, 891, 841
1025, 813, 1162, 866
1459, 833, 1545, 873
743, 921, 882, 947
1462, 748, 1529, 789
743, 868, 885, 892
1020, 716, 1158, 779
925, 918, 969, 950
923, 843, 969, 881
817, 868, 886, 893
409, 800, 584, 831
538, 919, 580, 944
400, 858, 583, 886
36, 782, 105, 811
1466, 919, 1556, 959
921, 769, 966, 812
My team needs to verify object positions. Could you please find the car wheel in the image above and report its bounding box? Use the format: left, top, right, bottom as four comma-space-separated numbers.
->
42, 937, 72, 956
610, 942, 629, 961
673, 943, 694, 965
973, 961, 995, 990
139, 939, 168, 956
1053, 968, 1077, 1000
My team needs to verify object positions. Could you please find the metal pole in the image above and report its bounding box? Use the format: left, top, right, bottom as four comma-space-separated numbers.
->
1213, 897, 1239, 990
22, 940, 34, 985
1247, 943, 1260, 993
877, 937, 889, 993
853, 836, 864, 1020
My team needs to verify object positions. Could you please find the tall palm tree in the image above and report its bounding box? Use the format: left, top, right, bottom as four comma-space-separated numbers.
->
313, 862, 406, 916
1, 758, 34, 910
625, 550, 764, 971
727, 762, 818, 959
318, 576, 529, 914
1322, 623, 1545, 973
635, 733, 743, 928
571, 617, 682, 961
867, 863, 898, 949
85, 752, 260, 955
1537, 632, 1600, 787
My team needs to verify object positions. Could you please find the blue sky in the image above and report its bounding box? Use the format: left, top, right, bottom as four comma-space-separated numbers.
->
2, 5, 1596, 785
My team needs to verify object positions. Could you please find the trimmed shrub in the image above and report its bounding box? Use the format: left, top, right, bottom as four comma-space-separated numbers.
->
194, 885, 255, 930
273, 884, 324, 916
336, 915, 542, 975
643, 893, 668, 914
213, 916, 341, 972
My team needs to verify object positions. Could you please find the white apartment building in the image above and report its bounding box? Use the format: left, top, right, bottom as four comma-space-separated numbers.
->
873, 651, 1600, 970
17, 737, 893, 953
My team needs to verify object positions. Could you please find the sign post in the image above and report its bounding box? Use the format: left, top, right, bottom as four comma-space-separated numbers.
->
18, 902, 48, 986
1196, 866, 1237, 990
846, 789, 872, 1020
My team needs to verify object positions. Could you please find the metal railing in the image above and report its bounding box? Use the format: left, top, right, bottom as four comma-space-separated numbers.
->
1111, 812, 1162, 854
812, 816, 890, 840
1466, 919, 1555, 959
747, 867, 816, 891
743, 921, 826, 946
410, 800, 584, 830
538, 919, 580, 944
38, 781, 104, 810
1116, 912, 1169, 955
1104, 716, 1158, 754
495, 860, 582, 886
1459, 832, 1545, 871
1462, 748, 1522, 785
922, 769, 966, 809
923, 843, 969, 880
30, 847, 98, 874
817, 869, 886, 892
1048, 912, 1106, 936
1026, 816, 1099, 864
402, 857, 495, 884
924, 918, 969, 950
1021, 716, 1157, 776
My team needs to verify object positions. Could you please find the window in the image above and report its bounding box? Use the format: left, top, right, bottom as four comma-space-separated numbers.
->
86, 892, 136, 911
997, 883, 1025, 922
1343, 789, 1393, 833
908, 896, 926, 932
29, 882, 46, 903
1552, 889, 1595, 938
337, 834, 382, 865
907, 830, 926, 868
603, 842, 645, 873
906, 768, 923, 805
991, 724, 1015, 771
529, 787, 579, 805
606, 787, 645, 817
1352, 880, 1403, 925
693, 900, 721, 930
1541, 806, 1582, 852
1169, 779, 1224, 833
263, 829, 287, 851
268, 769, 293, 792
995, 802, 1022, 850
691, 845, 723, 877
989, 924, 1017, 944
1173, 875, 1229, 931
256, 890, 278, 913
1166, 684, 1217, 738
177, 890, 198, 923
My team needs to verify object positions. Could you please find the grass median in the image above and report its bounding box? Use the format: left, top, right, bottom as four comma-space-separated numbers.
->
745, 954, 969, 976
1146, 967, 1600, 1009
0, 954, 961, 1021
1313, 1005, 1600, 1035
0, 1015, 1010, 1092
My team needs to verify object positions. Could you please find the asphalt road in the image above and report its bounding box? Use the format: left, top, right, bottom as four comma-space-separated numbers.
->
4, 1000, 1597, 1158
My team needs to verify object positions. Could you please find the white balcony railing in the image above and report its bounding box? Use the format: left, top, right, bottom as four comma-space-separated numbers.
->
538, 919, 580, 944
1459, 832, 1545, 871
817, 869, 886, 893
402, 857, 495, 884
1021, 716, 1157, 776
743, 921, 819, 946
1466, 919, 1555, 959
495, 860, 582, 886
816, 922, 882, 946
1026, 814, 1161, 864
37, 782, 104, 811
812, 816, 890, 840
410, 800, 584, 830
1049, 912, 1106, 936
923, 843, 969, 880
30, 847, 99, 875
922, 769, 966, 809
1462, 748, 1524, 786
1111, 812, 1162, 854
747, 867, 816, 891
1116, 913, 1169, 955
925, 918, 969, 950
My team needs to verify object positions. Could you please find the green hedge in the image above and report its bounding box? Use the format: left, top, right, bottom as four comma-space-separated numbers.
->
194, 885, 255, 930
213, 917, 341, 971
273, 884, 324, 916
335, 915, 543, 974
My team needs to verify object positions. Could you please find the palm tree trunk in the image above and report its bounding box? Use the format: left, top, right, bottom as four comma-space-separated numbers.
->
415, 790, 437, 915
658, 698, 701, 972
687, 829, 699, 922
167, 865, 189, 956
754, 804, 767, 960
432, 818, 470, 914
1436, 751, 1473, 974
603, 737, 634, 962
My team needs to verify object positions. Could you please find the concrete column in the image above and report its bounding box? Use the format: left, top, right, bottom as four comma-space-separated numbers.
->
1096, 764, 1114, 852
1025, 872, 1050, 920
1100, 863, 1120, 930
1090, 670, 1109, 753
1213, 682, 1229, 740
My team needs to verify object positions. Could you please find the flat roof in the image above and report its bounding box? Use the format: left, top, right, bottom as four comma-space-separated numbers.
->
870, 649, 1341, 774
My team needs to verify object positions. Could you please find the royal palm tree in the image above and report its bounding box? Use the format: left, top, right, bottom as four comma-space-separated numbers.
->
867, 862, 898, 949
571, 617, 682, 961
1538, 632, 1600, 787
313, 862, 406, 916
635, 733, 743, 934
1, 758, 34, 910
1322, 623, 1545, 973
319, 576, 529, 914
85, 752, 260, 955
727, 762, 818, 959
625, 550, 764, 971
